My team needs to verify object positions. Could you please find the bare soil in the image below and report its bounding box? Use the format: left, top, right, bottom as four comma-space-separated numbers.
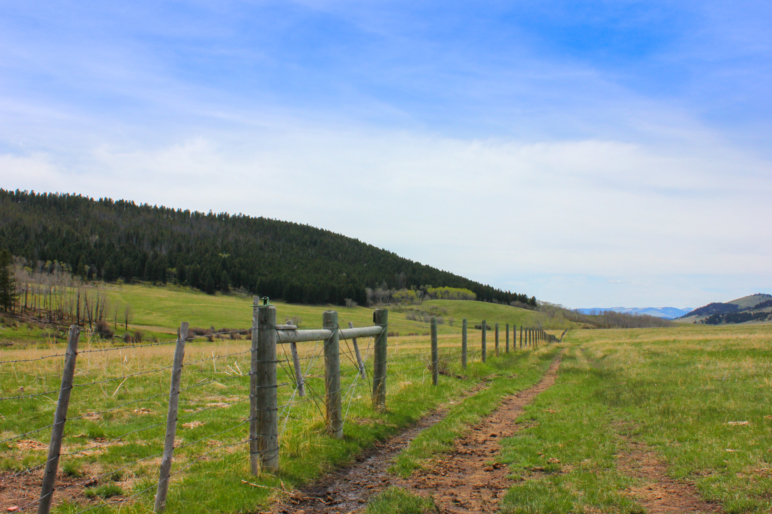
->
1, 468, 136, 512
617, 438, 722, 513
272, 381, 492, 514
396, 355, 563, 513
273, 354, 563, 514
0, 470, 88, 512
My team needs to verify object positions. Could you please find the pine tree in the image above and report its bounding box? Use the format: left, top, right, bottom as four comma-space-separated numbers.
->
0, 248, 16, 312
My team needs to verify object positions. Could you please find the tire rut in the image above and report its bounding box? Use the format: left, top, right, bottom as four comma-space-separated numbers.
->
616, 437, 722, 513
396, 353, 563, 513
271, 381, 491, 514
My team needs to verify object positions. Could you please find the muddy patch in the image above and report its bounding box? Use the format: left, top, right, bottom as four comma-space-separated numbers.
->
616, 437, 721, 513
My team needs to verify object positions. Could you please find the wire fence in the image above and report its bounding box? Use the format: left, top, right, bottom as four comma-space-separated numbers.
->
0, 305, 554, 513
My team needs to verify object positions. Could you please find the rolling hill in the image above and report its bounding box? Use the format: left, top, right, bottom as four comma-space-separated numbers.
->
0, 189, 534, 306
678, 294, 772, 325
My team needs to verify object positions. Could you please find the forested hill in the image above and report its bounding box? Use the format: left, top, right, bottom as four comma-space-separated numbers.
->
680, 293, 772, 325
0, 189, 535, 306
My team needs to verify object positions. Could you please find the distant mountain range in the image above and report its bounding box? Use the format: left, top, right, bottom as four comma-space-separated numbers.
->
679, 294, 772, 325
576, 307, 692, 319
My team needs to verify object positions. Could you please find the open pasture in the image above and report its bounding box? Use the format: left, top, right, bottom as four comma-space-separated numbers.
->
496, 323, 772, 513
0, 304, 549, 514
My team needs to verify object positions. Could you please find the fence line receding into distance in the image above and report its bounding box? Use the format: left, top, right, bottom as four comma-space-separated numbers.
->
0, 297, 561, 514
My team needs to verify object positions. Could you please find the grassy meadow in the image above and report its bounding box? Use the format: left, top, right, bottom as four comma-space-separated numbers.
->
493, 323, 772, 513
0, 282, 558, 352
0, 291, 551, 514
20, 283, 772, 513
97, 283, 557, 337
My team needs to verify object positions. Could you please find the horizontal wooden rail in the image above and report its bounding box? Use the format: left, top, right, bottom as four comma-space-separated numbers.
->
276, 326, 383, 344
340, 326, 383, 340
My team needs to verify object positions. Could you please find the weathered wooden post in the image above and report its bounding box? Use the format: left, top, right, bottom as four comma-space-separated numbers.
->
505, 323, 509, 353
252, 300, 279, 474
372, 309, 388, 409
461, 318, 468, 369
481, 320, 487, 363
430, 317, 439, 386
324, 311, 343, 439
154, 323, 189, 513
495, 323, 500, 357
38, 326, 80, 514
348, 322, 366, 379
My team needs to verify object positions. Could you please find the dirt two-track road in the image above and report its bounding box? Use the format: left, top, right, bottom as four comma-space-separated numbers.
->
274, 355, 563, 513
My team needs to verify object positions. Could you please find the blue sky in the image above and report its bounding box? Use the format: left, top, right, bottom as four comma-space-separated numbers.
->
2, 0, 771, 308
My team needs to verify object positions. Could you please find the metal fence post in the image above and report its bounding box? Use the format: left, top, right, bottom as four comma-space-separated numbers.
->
290, 342, 305, 397
430, 317, 438, 386
252, 301, 278, 474
461, 318, 467, 369
505, 323, 509, 353
38, 326, 80, 514
349, 322, 366, 379
154, 322, 189, 513
372, 309, 388, 410
324, 311, 343, 439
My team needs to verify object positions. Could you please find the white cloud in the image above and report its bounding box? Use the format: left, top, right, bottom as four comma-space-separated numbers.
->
4, 123, 771, 308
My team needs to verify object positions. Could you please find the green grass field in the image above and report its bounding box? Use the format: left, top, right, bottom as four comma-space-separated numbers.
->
3, 283, 570, 351
363, 324, 772, 514
0, 298, 549, 514
497, 324, 772, 513
98, 283, 555, 337
12, 284, 770, 513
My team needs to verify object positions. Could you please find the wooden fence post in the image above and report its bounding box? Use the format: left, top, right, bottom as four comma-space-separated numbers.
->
481, 320, 487, 363
461, 319, 467, 369
430, 317, 438, 386
38, 326, 80, 514
505, 323, 509, 353
372, 309, 388, 410
154, 322, 189, 513
324, 311, 343, 439
252, 301, 279, 474
349, 322, 366, 379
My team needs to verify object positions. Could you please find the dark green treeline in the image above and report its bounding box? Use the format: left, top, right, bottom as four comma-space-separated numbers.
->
0, 189, 535, 307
